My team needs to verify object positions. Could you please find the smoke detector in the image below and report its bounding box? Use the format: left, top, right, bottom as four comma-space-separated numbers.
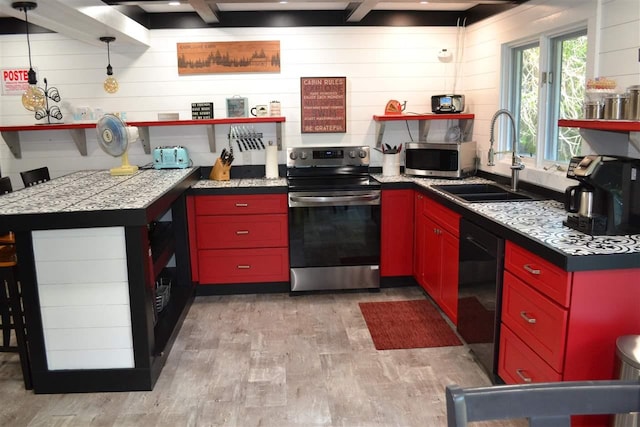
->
438, 49, 453, 62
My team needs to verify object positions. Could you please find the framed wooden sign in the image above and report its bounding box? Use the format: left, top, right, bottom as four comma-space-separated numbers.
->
177, 41, 280, 75
300, 77, 346, 133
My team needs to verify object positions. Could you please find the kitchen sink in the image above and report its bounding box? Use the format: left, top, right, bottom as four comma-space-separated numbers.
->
432, 183, 540, 203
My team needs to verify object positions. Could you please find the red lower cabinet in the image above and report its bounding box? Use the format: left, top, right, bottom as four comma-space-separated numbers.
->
381, 189, 414, 276
413, 191, 459, 324
189, 194, 289, 285
499, 241, 640, 427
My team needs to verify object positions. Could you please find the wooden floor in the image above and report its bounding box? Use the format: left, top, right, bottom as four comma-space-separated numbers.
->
0, 286, 526, 426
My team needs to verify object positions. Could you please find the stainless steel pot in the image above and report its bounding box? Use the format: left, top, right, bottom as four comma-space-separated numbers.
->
584, 101, 604, 119
603, 94, 630, 120
628, 85, 640, 120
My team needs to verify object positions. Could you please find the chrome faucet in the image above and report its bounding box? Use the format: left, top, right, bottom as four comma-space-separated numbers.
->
488, 109, 525, 192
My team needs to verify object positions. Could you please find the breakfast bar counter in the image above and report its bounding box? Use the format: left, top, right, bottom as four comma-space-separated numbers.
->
0, 168, 199, 393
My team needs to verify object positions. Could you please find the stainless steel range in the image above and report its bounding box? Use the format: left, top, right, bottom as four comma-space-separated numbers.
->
287, 146, 381, 292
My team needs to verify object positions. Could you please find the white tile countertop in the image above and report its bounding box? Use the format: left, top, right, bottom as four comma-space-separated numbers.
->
0, 168, 199, 234
0, 169, 198, 215
373, 174, 640, 259
192, 177, 287, 189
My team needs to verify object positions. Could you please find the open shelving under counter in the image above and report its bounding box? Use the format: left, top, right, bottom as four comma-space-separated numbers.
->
373, 113, 474, 146
0, 116, 286, 158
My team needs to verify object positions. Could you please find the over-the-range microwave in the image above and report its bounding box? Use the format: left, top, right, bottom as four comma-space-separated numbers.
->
404, 141, 477, 178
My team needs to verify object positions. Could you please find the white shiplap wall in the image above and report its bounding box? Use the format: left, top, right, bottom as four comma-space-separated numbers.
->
0, 26, 460, 186
464, 0, 639, 191
1, 0, 638, 191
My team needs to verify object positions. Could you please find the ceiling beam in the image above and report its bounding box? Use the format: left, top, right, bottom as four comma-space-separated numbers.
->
347, 0, 378, 22
0, 0, 150, 47
189, 0, 219, 23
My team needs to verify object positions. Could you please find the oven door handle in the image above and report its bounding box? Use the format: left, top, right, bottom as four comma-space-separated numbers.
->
289, 193, 380, 206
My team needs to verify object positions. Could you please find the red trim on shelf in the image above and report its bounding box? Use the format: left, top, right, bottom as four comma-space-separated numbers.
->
558, 119, 640, 132
373, 113, 474, 121
0, 116, 286, 132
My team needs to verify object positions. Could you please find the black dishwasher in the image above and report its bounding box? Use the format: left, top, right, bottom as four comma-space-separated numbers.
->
457, 218, 505, 382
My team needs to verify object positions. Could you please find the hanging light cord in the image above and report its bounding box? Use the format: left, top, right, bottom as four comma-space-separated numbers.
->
18, 4, 38, 84
106, 41, 113, 76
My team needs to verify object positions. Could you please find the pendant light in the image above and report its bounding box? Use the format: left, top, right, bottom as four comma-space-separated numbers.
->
100, 36, 119, 94
12, 2, 45, 112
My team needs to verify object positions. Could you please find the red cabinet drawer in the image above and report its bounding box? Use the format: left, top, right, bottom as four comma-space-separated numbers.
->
498, 325, 562, 384
198, 247, 289, 284
196, 214, 288, 249
504, 241, 572, 307
424, 196, 460, 237
195, 194, 287, 216
502, 271, 568, 372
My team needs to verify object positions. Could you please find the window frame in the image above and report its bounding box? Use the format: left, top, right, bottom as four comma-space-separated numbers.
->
501, 25, 589, 169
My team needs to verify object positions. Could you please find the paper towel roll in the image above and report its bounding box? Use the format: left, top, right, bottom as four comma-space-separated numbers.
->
382, 153, 400, 177
265, 144, 278, 179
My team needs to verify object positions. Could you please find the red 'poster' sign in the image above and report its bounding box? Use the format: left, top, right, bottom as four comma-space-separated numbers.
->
300, 77, 346, 133
2, 68, 32, 95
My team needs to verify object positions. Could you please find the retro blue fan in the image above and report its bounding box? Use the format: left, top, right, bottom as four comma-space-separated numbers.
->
96, 114, 139, 176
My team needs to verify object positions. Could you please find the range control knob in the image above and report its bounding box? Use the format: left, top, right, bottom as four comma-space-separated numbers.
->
289, 152, 298, 160
348, 150, 356, 159
300, 151, 308, 160
358, 150, 367, 159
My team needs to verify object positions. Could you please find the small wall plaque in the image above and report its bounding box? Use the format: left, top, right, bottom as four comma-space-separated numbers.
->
226, 96, 248, 118
191, 102, 214, 119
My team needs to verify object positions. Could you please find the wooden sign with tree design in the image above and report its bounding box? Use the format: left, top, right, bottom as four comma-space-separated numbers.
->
177, 41, 280, 75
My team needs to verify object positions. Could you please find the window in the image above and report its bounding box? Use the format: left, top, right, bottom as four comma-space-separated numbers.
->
508, 29, 587, 164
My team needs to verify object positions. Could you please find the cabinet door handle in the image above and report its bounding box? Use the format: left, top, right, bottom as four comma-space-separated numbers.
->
237, 265, 251, 269
520, 311, 537, 324
523, 264, 541, 275
236, 230, 249, 235
516, 369, 532, 383
235, 203, 249, 207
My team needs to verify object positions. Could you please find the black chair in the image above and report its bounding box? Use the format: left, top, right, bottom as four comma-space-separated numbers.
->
0, 176, 12, 195
446, 380, 640, 427
0, 244, 32, 389
0, 178, 31, 388
0, 177, 14, 245
20, 167, 50, 187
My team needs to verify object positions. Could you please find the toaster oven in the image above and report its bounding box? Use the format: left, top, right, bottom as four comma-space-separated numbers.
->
153, 146, 191, 169
404, 141, 477, 178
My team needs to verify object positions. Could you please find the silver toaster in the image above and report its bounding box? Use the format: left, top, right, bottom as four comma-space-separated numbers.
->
153, 146, 190, 169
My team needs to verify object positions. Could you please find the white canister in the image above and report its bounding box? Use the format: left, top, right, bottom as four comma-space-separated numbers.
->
265, 143, 279, 179
269, 101, 281, 117
382, 153, 400, 177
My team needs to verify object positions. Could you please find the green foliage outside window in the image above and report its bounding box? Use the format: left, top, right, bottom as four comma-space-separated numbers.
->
514, 33, 587, 162
557, 35, 587, 161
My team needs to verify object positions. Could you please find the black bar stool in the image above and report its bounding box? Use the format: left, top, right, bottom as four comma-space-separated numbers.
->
0, 243, 32, 389
0, 176, 11, 194
0, 176, 32, 389
20, 167, 50, 187
0, 177, 14, 247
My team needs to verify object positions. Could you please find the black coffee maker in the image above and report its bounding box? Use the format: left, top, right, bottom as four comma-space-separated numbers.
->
563, 155, 640, 235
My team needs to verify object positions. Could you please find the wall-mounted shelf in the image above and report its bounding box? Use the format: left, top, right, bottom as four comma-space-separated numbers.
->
558, 119, 640, 153
373, 113, 475, 146
0, 117, 286, 158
